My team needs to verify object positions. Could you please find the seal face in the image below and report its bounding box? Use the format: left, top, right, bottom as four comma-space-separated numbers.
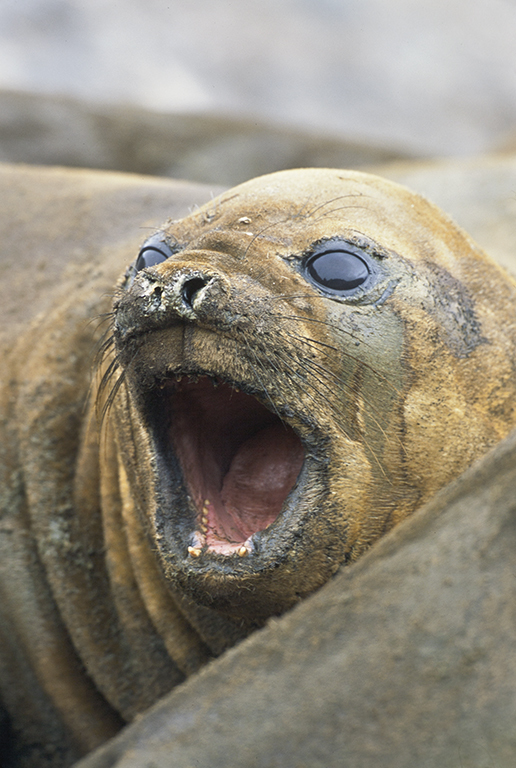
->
103, 168, 516, 620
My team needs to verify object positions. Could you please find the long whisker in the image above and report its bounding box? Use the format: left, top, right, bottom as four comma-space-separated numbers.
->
269, 312, 402, 398
271, 346, 368, 461
99, 367, 128, 428
292, 193, 316, 220
302, 193, 366, 220
277, 339, 405, 456
271, 312, 357, 342
243, 217, 290, 260
309, 204, 373, 223
282, 331, 339, 357
239, 334, 283, 421
86, 310, 116, 331
272, 344, 390, 480
94, 334, 115, 366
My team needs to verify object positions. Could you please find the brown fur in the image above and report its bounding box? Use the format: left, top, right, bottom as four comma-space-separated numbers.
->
78, 425, 516, 768
1, 164, 516, 766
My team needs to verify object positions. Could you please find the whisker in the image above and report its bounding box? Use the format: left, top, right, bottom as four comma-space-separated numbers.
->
292, 193, 316, 220
309, 204, 373, 223
282, 331, 339, 358
243, 218, 289, 260
273, 345, 389, 480
94, 334, 115, 365
86, 311, 115, 331
278, 341, 405, 455
271, 346, 357, 448
96, 356, 120, 410
239, 335, 283, 421
268, 312, 402, 398
264, 294, 320, 301
271, 312, 359, 344
303, 193, 365, 220
98, 368, 128, 427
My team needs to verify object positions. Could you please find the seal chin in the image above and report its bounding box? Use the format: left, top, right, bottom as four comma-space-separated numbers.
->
156, 375, 306, 559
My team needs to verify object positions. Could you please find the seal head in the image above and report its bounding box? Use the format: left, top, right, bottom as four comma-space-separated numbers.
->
105, 168, 516, 620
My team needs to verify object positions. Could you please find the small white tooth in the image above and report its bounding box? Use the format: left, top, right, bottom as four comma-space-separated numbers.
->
237, 546, 248, 557
188, 546, 202, 558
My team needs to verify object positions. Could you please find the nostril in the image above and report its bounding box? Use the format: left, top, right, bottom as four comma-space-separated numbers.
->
182, 276, 208, 308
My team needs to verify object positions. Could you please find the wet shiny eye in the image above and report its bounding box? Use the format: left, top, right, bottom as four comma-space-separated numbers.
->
305, 249, 370, 294
135, 235, 173, 272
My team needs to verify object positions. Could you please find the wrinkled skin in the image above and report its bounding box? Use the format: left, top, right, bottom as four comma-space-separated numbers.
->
104, 167, 516, 625
78, 426, 516, 768
1, 162, 516, 767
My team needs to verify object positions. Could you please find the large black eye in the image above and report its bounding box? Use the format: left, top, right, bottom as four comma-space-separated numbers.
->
135, 234, 173, 272
305, 248, 370, 294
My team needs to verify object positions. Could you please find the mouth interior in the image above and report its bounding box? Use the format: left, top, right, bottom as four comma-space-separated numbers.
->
168, 377, 305, 555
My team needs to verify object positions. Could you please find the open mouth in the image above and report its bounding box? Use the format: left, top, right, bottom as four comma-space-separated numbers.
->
165, 376, 305, 557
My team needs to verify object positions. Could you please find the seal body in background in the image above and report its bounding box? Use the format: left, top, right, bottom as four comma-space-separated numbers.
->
1, 165, 516, 767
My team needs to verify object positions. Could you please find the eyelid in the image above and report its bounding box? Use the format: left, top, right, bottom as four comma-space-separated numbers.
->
136, 247, 170, 269
134, 234, 174, 272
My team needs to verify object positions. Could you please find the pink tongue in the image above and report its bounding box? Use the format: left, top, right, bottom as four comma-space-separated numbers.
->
220, 423, 304, 534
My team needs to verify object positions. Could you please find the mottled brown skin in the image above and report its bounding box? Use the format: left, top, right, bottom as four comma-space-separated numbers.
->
0, 164, 219, 767
1, 165, 516, 767
78, 424, 516, 768
105, 168, 516, 617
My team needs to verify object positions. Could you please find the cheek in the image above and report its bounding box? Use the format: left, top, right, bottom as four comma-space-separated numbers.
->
324, 437, 377, 555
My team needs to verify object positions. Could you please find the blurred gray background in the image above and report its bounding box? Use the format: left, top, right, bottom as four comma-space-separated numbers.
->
1, 0, 516, 183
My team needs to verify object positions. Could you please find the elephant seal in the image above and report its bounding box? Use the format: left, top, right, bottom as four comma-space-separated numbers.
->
2, 164, 516, 767
103, 166, 516, 617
